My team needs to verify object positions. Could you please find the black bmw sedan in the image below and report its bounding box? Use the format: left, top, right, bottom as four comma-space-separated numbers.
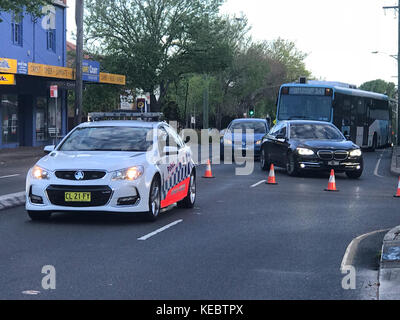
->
260, 120, 363, 179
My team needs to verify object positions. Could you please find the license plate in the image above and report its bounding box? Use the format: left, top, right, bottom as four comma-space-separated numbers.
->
328, 161, 340, 166
65, 192, 91, 202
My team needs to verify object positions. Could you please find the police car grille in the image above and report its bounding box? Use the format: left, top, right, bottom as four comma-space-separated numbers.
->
46, 185, 112, 207
55, 171, 106, 180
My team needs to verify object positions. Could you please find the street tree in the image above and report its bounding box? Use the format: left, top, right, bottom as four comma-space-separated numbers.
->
265, 38, 311, 82
359, 79, 397, 99
85, 0, 236, 112
0, 0, 52, 22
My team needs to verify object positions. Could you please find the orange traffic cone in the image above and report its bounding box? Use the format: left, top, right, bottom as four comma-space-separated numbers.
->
394, 177, 400, 198
203, 159, 215, 178
325, 169, 339, 192
266, 164, 278, 185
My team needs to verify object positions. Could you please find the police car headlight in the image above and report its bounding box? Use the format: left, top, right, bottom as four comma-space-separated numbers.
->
112, 166, 144, 181
297, 148, 315, 156
256, 140, 262, 145
349, 149, 362, 157
31, 166, 50, 180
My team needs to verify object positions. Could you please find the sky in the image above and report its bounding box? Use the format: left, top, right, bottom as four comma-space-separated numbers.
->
66, 0, 399, 87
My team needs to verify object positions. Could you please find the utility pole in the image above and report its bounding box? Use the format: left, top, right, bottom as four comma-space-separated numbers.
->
383, 1, 400, 145
203, 74, 209, 129
74, 0, 84, 126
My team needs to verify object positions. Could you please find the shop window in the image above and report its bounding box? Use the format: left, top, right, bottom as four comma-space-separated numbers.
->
11, 13, 23, 46
1, 95, 19, 144
36, 97, 48, 142
48, 96, 62, 138
47, 29, 56, 52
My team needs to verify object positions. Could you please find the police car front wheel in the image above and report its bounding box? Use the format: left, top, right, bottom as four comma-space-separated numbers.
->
145, 177, 161, 221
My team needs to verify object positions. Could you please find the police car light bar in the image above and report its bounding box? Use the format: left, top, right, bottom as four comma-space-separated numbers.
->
88, 112, 164, 122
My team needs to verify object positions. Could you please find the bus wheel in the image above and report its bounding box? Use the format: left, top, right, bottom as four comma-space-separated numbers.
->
370, 134, 377, 152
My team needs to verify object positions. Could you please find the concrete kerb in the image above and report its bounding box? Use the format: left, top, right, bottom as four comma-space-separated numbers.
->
0, 192, 26, 211
379, 225, 400, 300
390, 147, 400, 176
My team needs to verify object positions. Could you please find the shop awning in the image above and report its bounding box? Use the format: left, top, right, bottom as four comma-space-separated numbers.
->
0, 57, 126, 86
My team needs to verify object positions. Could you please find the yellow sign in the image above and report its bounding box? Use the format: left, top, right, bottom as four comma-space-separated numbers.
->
0, 58, 17, 74
0, 74, 16, 85
28, 62, 74, 80
100, 72, 126, 85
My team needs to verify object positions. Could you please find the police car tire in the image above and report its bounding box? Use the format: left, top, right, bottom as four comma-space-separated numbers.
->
144, 177, 161, 222
27, 210, 52, 221
177, 172, 196, 209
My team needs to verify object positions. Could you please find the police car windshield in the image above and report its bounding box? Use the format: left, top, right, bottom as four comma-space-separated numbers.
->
59, 127, 153, 152
290, 124, 344, 140
230, 121, 267, 134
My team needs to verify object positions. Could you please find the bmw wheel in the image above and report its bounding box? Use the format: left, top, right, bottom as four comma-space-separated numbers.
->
260, 146, 270, 171
286, 152, 298, 177
145, 177, 161, 221
177, 171, 196, 208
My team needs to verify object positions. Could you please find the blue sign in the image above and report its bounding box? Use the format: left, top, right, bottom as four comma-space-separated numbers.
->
17, 61, 28, 74
82, 60, 100, 82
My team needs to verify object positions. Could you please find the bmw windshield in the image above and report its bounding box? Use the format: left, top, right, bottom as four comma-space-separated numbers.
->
290, 124, 344, 140
59, 127, 153, 152
278, 94, 332, 122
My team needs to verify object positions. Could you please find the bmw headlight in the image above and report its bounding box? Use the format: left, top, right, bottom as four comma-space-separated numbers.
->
31, 166, 50, 180
297, 148, 315, 156
112, 166, 144, 181
349, 149, 362, 157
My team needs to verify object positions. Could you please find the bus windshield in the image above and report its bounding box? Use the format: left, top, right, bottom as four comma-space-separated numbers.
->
278, 94, 332, 122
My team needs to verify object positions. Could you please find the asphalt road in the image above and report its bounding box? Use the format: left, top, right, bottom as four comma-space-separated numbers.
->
0, 148, 399, 299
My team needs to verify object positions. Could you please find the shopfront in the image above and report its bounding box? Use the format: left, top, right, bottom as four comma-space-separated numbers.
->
0, 57, 125, 149
0, 74, 67, 149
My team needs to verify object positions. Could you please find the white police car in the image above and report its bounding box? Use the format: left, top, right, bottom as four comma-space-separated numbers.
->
26, 119, 196, 221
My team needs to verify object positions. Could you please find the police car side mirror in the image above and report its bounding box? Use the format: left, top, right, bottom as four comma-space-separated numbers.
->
345, 135, 351, 141
184, 136, 190, 144
163, 146, 179, 156
44, 145, 55, 154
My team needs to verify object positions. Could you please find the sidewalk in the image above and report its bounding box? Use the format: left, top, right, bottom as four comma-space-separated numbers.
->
0, 146, 44, 165
390, 146, 400, 176
379, 226, 400, 299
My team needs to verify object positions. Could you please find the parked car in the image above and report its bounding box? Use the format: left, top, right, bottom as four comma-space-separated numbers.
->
260, 120, 363, 178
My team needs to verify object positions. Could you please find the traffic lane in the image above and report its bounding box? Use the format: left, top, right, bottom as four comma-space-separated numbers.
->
117, 152, 398, 300
0, 160, 35, 196
0, 164, 262, 300
0, 151, 397, 299
0, 170, 218, 300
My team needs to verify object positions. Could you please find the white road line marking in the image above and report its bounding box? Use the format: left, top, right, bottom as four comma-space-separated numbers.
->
0, 174, 20, 179
250, 180, 266, 188
340, 229, 390, 271
374, 152, 384, 178
138, 219, 183, 241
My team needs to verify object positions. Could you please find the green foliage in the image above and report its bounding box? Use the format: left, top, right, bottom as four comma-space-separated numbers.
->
359, 79, 397, 99
84, 0, 239, 111
0, 0, 52, 22
83, 1, 311, 125
265, 38, 311, 82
